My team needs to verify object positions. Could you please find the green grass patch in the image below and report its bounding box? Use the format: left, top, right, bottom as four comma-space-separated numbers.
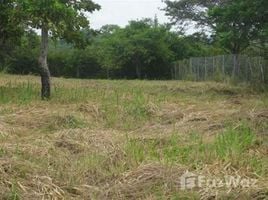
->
214, 125, 255, 159
0, 83, 38, 104
124, 124, 265, 175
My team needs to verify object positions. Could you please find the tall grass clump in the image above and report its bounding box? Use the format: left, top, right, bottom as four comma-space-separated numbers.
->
0, 81, 38, 104
124, 90, 150, 120
214, 124, 256, 159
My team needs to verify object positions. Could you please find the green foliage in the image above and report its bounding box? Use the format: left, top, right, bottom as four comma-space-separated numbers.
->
17, 0, 100, 47
88, 19, 197, 79
1, 0, 266, 83
0, 0, 25, 70
164, 0, 220, 32
8, 18, 210, 80
6, 30, 39, 75
165, 0, 268, 55
209, 0, 268, 54
0, 0, 225, 80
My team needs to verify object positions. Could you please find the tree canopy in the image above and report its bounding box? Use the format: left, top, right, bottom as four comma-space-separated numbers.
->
209, 0, 268, 54
165, 0, 268, 55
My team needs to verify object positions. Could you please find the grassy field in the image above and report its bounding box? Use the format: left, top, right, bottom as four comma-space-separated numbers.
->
0, 74, 267, 199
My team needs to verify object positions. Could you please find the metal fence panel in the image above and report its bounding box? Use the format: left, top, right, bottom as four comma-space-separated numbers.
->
173, 55, 267, 84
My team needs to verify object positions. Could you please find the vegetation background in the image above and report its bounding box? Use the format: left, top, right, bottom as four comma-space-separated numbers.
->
0, 0, 267, 83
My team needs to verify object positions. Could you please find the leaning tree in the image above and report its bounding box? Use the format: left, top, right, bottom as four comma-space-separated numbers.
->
17, 0, 100, 99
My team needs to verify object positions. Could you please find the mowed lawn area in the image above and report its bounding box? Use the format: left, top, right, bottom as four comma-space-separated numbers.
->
0, 74, 267, 199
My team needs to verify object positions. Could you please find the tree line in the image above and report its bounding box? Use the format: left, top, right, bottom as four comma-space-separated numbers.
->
0, 0, 267, 98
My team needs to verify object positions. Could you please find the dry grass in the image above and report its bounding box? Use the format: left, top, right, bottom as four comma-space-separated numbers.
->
0, 74, 267, 199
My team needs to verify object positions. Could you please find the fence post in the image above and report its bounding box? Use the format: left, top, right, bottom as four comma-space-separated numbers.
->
198, 61, 200, 81
232, 54, 235, 78
222, 55, 225, 75
212, 56, 215, 76
178, 62, 180, 80
246, 56, 249, 82
260, 57, 265, 83
174, 62, 177, 80
204, 57, 207, 80
171, 63, 174, 80
190, 58, 193, 76
248, 56, 252, 83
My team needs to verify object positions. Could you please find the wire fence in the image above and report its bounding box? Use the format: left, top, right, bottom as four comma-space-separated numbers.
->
172, 55, 268, 84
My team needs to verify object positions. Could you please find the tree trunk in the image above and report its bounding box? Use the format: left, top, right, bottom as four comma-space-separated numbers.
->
38, 25, 51, 99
